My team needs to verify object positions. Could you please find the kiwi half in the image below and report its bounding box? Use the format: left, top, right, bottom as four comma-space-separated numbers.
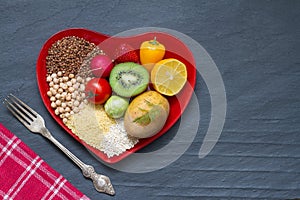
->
109, 62, 149, 97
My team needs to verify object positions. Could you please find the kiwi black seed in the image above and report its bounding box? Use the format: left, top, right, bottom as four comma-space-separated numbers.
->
109, 62, 149, 97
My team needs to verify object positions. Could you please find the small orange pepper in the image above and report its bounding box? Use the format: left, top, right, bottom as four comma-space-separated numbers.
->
140, 37, 165, 72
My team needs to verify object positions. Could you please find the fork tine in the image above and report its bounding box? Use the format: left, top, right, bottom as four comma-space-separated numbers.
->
3, 99, 31, 129
9, 94, 39, 117
7, 94, 36, 122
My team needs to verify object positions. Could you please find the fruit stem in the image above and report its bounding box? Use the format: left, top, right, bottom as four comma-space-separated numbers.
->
85, 91, 99, 99
149, 37, 159, 45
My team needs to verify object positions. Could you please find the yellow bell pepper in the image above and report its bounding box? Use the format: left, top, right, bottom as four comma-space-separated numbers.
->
140, 37, 165, 72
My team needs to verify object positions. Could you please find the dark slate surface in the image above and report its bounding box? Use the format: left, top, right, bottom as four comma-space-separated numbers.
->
0, 0, 299, 199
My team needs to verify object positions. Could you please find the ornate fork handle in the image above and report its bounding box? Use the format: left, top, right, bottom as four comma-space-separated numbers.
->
40, 127, 115, 195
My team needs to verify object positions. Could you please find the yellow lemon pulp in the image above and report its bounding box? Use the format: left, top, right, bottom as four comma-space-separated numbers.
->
151, 58, 187, 96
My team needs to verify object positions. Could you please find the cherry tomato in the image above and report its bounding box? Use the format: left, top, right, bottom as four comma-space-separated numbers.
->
85, 78, 112, 104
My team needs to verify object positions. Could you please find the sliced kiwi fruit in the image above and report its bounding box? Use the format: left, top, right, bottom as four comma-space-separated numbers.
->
109, 62, 149, 97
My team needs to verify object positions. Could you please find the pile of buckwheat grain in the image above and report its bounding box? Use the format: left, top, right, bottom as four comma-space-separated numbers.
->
46, 36, 104, 77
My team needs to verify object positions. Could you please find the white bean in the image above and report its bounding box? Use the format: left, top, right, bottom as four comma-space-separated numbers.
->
66, 81, 72, 87
55, 100, 61, 106
65, 107, 71, 112
63, 76, 69, 82
60, 91, 65, 98
58, 107, 64, 113
53, 78, 59, 84
68, 87, 75, 93
61, 102, 67, 108
71, 78, 77, 84
79, 84, 85, 92
73, 107, 79, 113
54, 108, 60, 115
47, 91, 52, 97
77, 76, 83, 83
51, 102, 57, 108
76, 96, 81, 101
65, 112, 70, 118
46, 76, 52, 82
55, 93, 60, 99
66, 95, 71, 101
51, 89, 57, 95
73, 100, 80, 107
67, 101, 73, 107
73, 83, 79, 89
51, 73, 57, 78
62, 84, 68, 90
53, 84, 59, 90
58, 88, 63, 94
50, 96, 56, 102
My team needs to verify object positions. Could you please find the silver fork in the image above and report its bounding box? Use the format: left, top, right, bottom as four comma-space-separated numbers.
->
3, 94, 115, 196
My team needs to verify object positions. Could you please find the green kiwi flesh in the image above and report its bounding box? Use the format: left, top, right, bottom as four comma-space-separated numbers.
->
109, 62, 149, 97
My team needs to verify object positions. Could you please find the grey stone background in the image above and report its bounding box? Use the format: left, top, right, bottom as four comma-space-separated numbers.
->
0, 0, 299, 199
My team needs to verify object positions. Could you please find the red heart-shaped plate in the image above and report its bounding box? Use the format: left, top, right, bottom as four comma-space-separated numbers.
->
36, 28, 196, 163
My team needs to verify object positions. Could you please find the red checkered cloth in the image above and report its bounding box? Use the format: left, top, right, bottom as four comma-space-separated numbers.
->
0, 123, 90, 200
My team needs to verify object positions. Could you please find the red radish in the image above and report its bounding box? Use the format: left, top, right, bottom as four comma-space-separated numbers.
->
90, 55, 114, 77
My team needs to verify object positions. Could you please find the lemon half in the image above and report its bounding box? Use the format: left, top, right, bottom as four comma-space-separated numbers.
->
151, 58, 187, 96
